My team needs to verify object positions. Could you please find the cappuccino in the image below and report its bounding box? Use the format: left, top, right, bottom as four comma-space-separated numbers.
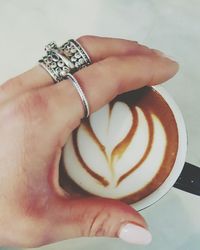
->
60, 87, 178, 204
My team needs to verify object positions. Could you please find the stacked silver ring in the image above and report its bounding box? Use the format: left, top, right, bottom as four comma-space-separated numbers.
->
39, 39, 91, 118
39, 45, 73, 82
39, 39, 91, 83
60, 39, 91, 69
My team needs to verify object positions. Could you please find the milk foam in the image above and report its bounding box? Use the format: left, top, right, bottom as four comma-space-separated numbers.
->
64, 101, 167, 198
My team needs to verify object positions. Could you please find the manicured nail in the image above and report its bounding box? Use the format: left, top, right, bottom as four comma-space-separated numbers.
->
118, 223, 152, 245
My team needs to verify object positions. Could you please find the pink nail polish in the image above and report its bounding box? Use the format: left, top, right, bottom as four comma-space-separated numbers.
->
118, 223, 152, 245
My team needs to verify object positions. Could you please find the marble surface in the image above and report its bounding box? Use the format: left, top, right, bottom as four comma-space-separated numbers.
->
0, 0, 200, 250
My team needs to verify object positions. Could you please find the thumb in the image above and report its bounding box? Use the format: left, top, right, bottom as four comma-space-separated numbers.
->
49, 197, 152, 246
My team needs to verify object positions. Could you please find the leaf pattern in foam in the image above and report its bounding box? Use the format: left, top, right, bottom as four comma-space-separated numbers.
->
90, 102, 133, 162
77, 122, 112, 181
76, 103, 152, 186
115, 107, 150, 181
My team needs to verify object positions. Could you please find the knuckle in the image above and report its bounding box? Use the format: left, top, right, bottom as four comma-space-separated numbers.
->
105, 55, 119, 65
101, 56, 122, 92
0, 76, 25, 104
1, 76, 23, 92
136, 54, 153, 65
95, 57, 115, 75
94, 59, 106, 74
9, 75, 24, 87
0, 81, 8, 93
0, 79, 13, 101
138, 54, 152, 63
81, 201, 137, 239
103, 56, 123, 74
15, 91, 49, 123
134, 55, 154, 81
86, 209, 111, 237
77, 35, 94, 45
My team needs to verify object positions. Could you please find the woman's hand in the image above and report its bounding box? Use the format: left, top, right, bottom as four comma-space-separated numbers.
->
0, 36, 178, 247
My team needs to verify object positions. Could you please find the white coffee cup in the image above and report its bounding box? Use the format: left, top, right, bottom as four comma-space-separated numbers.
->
133, 85, 187, 211
63, 86, 187, 211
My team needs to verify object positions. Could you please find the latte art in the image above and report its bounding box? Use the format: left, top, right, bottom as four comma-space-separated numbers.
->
62, 87, 178, 203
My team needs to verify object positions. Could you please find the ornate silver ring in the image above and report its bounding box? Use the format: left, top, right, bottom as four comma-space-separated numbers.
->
60, 39, 91, 70
39, 40, 92, 83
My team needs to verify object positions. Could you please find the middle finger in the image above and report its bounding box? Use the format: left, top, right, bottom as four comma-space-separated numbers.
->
0, 36, 153, 103
28, 52, 179, 142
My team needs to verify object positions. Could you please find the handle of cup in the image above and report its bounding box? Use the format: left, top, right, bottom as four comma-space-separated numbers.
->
173, 162, 200, 196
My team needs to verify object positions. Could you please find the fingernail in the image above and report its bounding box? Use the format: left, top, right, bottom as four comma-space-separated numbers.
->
153, 49, 177, 62
118, 223, 152, 245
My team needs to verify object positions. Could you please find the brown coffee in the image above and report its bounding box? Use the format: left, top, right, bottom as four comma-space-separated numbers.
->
60, 87, 178, 204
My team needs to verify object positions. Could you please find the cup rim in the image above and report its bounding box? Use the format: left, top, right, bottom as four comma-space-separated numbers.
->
132, 85, 187, 211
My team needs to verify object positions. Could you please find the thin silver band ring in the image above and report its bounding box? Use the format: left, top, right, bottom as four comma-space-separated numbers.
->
66, 73, 90, 118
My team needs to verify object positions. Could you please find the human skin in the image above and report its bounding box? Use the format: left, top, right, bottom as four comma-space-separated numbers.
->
0, 36, 178, 247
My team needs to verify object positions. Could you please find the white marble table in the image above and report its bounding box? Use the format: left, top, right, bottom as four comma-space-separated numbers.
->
0, 0, 199, 250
